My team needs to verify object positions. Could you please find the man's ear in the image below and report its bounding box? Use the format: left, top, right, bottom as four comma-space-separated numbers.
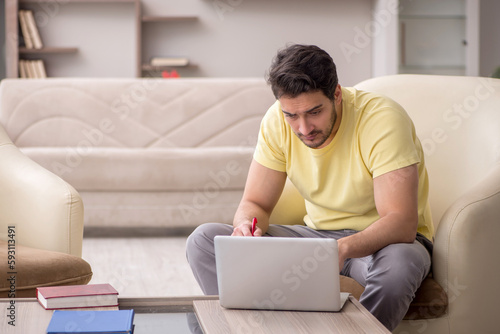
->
334, 84, 342, 105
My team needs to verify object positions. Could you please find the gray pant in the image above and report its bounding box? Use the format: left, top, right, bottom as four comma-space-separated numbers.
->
186, 223, 432, 331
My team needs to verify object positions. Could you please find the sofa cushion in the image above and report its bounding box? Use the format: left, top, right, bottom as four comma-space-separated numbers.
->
0, 78, 274, 149
403, 276, 448, 319
269, 178, 307, 225
21, 147, 254, 191
0, 241, 92, 298
341, 275, 448, 320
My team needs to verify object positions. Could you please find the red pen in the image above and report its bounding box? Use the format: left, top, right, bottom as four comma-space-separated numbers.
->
251, 217, 257, 236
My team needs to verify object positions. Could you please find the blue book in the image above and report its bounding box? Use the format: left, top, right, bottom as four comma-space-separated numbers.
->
46, 309, 134, 334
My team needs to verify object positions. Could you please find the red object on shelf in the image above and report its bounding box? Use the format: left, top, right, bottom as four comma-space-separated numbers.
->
162, 70, 180, 79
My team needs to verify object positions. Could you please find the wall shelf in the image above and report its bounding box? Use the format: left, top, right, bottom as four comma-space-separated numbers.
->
140, 15, 199, 75
6, 0, 121, 77
141, 63, 198, 71
20, 0, 137, 3
5, 0, 199, 78
142, 16, 198, 23
19, 47, 79, 55
399, 15, 467, 20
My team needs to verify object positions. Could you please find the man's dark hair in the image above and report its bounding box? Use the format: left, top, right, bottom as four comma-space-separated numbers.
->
266, 44, 338, 101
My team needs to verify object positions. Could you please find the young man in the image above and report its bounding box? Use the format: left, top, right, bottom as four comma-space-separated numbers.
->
186, 44, 434, 331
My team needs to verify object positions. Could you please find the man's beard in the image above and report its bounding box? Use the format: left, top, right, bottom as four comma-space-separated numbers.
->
296, 110, 337, 149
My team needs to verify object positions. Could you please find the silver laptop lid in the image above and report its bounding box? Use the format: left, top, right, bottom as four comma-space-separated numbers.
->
214, 236, 341, 312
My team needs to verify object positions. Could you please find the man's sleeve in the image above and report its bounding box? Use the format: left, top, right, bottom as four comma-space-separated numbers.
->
253, 102, 288, 173
359, 104, 421, 178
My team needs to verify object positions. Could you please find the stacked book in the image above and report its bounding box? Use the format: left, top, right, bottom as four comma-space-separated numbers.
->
38, 284, 135, 333
47, 310, 134, 334
18, 9, 44, 49
19, 59, 47, 78
150, 56, 189, 67
18, 9, 47, 78
37, 283, 119, 310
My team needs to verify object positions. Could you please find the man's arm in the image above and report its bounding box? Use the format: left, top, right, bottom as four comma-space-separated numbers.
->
232, 159, 287, 236
337, 164, 419, 269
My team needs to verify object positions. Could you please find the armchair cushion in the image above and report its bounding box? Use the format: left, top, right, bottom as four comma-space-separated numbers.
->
269, 178, 307, 225
404, 276, 448, 320
340, 275, 447, 320
0, 241, 92, 298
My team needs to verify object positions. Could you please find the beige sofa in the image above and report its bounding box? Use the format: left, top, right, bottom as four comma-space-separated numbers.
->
0, 78, 276, 233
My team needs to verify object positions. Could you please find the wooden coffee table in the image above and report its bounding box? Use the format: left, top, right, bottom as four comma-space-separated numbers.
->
1, 295, 389, 333
193, 295, 390, 333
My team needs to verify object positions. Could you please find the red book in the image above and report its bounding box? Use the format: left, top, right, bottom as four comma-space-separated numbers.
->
37, 283, 119, 310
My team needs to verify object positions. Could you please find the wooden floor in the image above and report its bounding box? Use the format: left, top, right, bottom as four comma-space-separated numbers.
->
81, 237, 203, 297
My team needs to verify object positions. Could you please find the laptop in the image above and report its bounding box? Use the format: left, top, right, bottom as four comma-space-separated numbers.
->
214, 236, 349, 312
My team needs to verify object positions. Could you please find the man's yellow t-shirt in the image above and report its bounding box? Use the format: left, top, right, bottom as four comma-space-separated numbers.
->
253, 87, 434, 241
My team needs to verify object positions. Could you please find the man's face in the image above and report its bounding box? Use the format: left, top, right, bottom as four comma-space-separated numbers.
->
279, 87, 341, 149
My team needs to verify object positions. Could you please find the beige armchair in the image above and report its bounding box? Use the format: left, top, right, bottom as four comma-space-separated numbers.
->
0, 124, 92, 297
270, 74, 500, 334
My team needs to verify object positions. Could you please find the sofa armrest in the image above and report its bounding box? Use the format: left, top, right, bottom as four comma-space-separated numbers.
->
0, 126, 84, 256
432, 164, 500, 333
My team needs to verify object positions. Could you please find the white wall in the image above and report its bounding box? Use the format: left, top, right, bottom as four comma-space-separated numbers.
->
21, 0, 374, 86
142, 0, 373, 86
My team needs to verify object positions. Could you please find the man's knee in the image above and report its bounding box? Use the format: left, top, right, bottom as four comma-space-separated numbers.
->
385, 242, 431, 271
370, 242, 431, 290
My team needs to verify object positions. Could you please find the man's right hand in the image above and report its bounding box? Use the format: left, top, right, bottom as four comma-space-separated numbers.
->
231, 222, 263, 237
231, 159, 287, 237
